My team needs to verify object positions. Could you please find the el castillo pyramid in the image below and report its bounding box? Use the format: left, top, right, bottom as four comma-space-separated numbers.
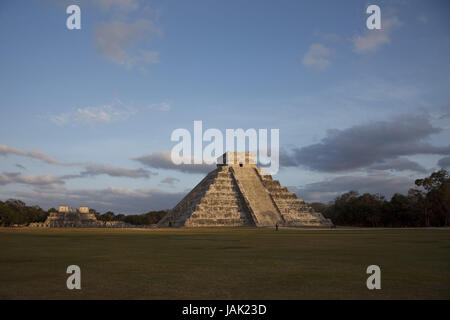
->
158, 152, 333, 228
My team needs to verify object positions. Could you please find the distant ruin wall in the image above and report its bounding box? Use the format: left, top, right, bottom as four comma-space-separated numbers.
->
28, 211, 143, 228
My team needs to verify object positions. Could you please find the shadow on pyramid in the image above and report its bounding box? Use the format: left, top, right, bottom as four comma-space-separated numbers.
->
158, 152, 334, 228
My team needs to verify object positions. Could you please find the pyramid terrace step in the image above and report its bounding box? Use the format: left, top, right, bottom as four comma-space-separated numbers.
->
278, 208, 314, 216
185, 218, 245, 226
263, 180, 281, 187
204, 191, 239, 197
198, 198, 240, 205
282, 211, 318, 218
274, 200, 308, 207
190, 211, 243, 219
283, 214, 321, 222
279, 206, 311, 212
207, 183, 238, 189
271, 193, 297, 199
208, 181, 235, 187
206, 187, 238, 194
264, 185, 285, 191
195, 204, 241, 212
274, 198, 304, 203
217, 171, 232, 177
209, 179, 234, 185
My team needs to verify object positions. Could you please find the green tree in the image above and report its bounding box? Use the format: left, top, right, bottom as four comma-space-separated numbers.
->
411, 169, 450, 226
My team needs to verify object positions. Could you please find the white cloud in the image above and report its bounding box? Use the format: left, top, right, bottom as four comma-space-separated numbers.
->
353, 16, 402, 53
94, 19, 161, 68
50, 105, 136, 126
313, 31, 341, 43
418, 15, 428, 24
148, 101, 171, 112
93, 0, 139, 12
302, 43, 332, 71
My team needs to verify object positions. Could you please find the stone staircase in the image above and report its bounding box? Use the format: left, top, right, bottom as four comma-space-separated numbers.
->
231, 166, 283, 226
259, 172, 333, 227
158, 166, 255, 227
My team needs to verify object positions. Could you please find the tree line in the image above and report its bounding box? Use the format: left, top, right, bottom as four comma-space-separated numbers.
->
0, 199, 48, 226
310, 169, 450, 227
93, 210, 167, 226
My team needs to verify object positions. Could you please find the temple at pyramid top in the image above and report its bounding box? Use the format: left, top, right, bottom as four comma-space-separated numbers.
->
216, 152, 257, 167
158, 152, 333, 228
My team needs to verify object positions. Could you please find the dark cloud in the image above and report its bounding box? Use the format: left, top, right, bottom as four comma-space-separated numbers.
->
291, 173, 414, 203
10, 185, 184, 214
133, 151, 215, 174
0, 144, 61, 165
160, 176, 180, 186
368, 158, 427, 173
284, 114, 450, 172
439, 112, 450, 120
279, 147, 298, 167
80, 163, 155, 178
437, 156, 450, 168
0, 172, 65, 186
0, 163, 153, 188
1, 144, 153, 179
438, 104, 450, 119
94, 19, 160, 68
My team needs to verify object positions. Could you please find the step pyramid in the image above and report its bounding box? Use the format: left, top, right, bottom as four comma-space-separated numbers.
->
157, 152, 333, 228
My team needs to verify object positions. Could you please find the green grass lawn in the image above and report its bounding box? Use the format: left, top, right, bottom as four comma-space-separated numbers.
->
0, 227, 449, 299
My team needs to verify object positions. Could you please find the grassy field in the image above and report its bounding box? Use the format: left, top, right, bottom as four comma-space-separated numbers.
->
0, 227, 449, 299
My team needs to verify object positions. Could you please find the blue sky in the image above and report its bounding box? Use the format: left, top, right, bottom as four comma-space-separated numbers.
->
0, 0, 449, 213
